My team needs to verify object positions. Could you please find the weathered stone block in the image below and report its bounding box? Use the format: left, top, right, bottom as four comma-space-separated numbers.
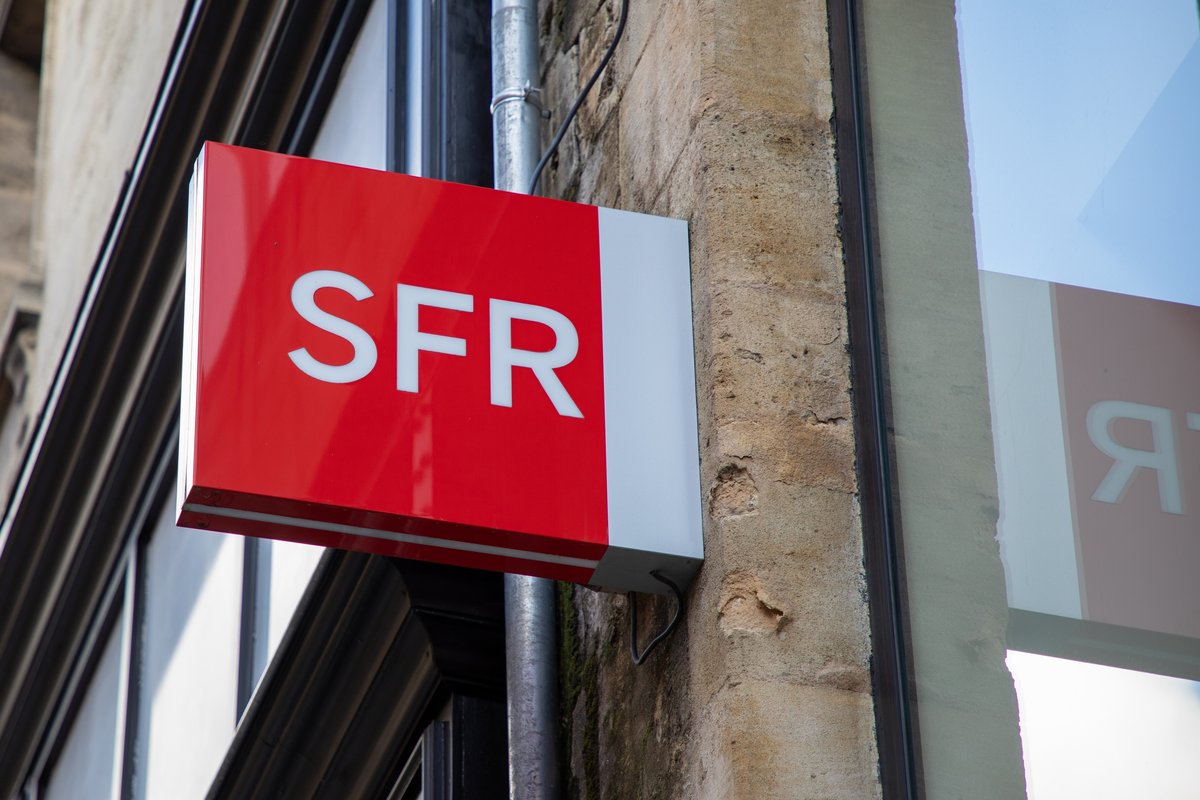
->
540, 0, 881, 797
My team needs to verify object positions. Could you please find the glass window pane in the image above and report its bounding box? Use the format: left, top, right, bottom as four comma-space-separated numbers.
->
858, 0, 1200, 795
310, 0, 388, 170
43, 614, 123, 800
131, 502, 241, 800
1007, 652, 1200, 799
261, 538, 324, 667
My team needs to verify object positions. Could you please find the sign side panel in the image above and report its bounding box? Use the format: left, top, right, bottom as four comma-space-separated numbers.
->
177, 146, 206, 520
593, 207, 702, 592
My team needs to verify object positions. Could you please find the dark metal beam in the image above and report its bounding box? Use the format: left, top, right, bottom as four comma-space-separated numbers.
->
207, 554, 505, 799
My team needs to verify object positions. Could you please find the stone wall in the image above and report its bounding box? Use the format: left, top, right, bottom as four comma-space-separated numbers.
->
539, 1, 880, 797
0, 50, 40, 502
28, 0, 188, 414
0, 53, 37, 287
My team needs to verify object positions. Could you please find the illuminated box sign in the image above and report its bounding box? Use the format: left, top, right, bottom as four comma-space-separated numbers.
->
178, 143, 702, 593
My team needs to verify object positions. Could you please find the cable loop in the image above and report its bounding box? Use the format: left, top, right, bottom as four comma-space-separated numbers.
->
628, 569, 685, 665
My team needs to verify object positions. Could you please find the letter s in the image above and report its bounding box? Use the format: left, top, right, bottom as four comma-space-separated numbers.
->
287, 270, 377, 383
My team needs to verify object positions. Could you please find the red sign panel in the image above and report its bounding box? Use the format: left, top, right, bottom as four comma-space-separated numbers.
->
179, 143, 701, 592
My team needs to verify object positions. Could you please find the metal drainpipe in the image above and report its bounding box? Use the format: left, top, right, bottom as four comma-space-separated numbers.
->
490, 2, 560, 799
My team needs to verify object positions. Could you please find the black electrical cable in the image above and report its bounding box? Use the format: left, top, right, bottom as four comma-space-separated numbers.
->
628, 570, 685, 665
531, 0, 687, 666
527, 0, 630, 196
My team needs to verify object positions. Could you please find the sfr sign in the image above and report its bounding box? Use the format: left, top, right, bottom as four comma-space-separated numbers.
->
289, 273, 584, 417
178, 143, 702, 593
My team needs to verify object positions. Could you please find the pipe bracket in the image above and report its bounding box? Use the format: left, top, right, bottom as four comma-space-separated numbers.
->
490, 81, 551, 118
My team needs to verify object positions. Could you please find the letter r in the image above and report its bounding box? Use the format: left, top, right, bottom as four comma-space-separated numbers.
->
1087, 400, 1182, 515
489, 299, 583, 418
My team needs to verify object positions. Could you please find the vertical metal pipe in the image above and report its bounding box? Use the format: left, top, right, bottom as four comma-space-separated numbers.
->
502, 576, 560, 799
491, 0, 541, 195
491, 2, 560, 799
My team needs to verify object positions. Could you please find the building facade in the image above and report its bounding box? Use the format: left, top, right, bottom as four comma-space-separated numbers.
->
0, 0, 1195, 798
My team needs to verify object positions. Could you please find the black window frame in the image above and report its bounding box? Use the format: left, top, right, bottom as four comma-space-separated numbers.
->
827, 1, 923, 798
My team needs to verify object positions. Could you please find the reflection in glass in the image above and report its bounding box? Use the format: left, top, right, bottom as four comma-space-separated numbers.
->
858, 0, 1200, 794
965, 0, 1200, 793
